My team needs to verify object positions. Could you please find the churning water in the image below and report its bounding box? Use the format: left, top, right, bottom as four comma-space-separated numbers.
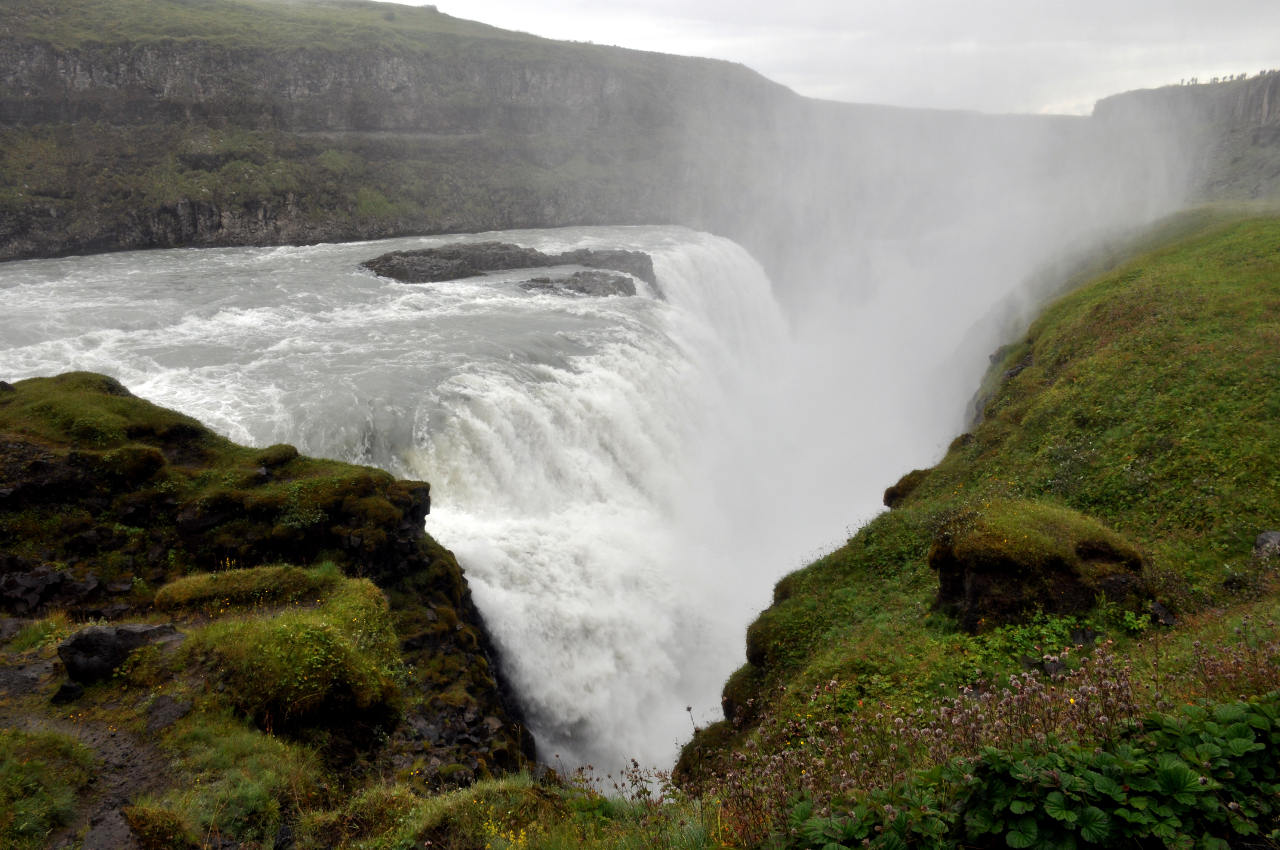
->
0, 226, 839, 769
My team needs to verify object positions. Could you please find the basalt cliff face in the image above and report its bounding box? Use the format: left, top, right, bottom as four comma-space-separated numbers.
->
6, 0, 1273, 293
0, 0, 795, 272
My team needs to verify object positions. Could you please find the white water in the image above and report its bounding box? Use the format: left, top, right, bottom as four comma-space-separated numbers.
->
0, 226, 807, 769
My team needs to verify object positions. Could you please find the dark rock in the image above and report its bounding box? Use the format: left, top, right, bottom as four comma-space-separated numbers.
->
0, 566, 67, 615
146, 694, 193, 732
0, 616, 23, 643
58, 623, 180, 684
1255, 531, 1280, 560
521, 269, 637, 297
362, 241, 658, 289
51, 680, 85, 703
1149, 600, 1176, 626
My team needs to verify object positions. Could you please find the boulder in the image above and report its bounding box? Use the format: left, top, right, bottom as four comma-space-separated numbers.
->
930, 499, 1148, 633
58, 623, 181, 684
362, 242, 658, 290
883, 468, 929, 508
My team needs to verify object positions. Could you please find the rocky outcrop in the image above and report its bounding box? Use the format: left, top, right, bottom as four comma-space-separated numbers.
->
929, 500, 1149, 633
0, 371, 534, 783
362, 241, 657, 290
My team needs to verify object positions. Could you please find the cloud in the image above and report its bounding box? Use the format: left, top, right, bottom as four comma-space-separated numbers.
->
424, 0, 1280, 113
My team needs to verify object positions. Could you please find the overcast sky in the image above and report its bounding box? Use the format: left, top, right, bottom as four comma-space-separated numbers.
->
420, 0, 1280, 114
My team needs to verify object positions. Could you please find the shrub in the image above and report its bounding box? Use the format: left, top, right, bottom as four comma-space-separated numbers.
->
785, 691, 1280, 849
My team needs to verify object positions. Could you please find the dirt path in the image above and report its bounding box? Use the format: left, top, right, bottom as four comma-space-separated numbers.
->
0, 657, 172, 850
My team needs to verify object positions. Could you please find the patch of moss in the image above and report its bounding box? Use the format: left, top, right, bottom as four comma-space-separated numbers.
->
930, 499, 1146, 632
180, 578, 404, 732
154, 563, 342, 614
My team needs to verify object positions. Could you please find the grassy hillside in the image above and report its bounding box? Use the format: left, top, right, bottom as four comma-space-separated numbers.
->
3, 0, 536, 50
669, 209, 1280, 843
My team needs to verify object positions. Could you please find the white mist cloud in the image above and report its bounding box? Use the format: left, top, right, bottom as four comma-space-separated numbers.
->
418, 0, 1280, 113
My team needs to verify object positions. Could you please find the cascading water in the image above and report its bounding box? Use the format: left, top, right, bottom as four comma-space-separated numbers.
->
0, 226, 794, 770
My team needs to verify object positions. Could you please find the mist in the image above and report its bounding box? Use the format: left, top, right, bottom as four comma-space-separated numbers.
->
582, 86, 1206, 765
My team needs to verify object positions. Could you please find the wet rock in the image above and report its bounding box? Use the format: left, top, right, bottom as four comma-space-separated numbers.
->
363, 241, 658, 289
521, 269, 637, 297
58, 623, 181, 684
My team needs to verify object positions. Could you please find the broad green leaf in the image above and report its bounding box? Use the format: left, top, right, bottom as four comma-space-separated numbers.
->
965, 807, 1001, 836
1005, 816, 1038, 848
1044, 791, 1078, 824
1090, 774, 1125, 800
1010, 799, 1035, 814
1078, 806, 1111, 844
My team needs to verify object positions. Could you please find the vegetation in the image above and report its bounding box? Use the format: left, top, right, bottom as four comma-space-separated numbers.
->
5, 0, 537, 51
672, 209, 1280, 841
0, 730, 97, 849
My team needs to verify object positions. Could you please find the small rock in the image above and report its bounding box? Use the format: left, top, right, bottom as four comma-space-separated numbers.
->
1255, 531, 1280, 560
58, 623, 180, 684
1150, 600, 1176, 627
0, 617, 23, 644
51, 681, 85, 703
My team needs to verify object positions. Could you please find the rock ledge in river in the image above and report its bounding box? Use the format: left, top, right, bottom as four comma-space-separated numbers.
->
362, 241, 659, 294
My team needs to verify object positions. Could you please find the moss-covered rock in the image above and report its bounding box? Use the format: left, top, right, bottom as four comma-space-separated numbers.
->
929, 499, 1147, 632
0, 371, 534, 787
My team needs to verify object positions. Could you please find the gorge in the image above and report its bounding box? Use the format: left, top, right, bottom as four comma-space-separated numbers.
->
4, 1, 1280, 847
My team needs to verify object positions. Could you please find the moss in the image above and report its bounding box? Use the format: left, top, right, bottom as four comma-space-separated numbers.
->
153, 564, 342, 613
882, 467, 930, 508
254, 443, 298, 468
180, 578, 404, 731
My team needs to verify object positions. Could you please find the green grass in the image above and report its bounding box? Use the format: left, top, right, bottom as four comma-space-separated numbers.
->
0, 729, 97, 850
680, 209, 1280, 794
154, 563, 343, 614
0, 371, 424, 576
132, 712, 326, 848
180, 577, 404, 729
6, 0, 538, 52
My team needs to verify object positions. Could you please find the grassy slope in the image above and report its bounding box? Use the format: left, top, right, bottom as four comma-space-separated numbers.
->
2, 0, 536, 50
678, 208, 1280, 796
